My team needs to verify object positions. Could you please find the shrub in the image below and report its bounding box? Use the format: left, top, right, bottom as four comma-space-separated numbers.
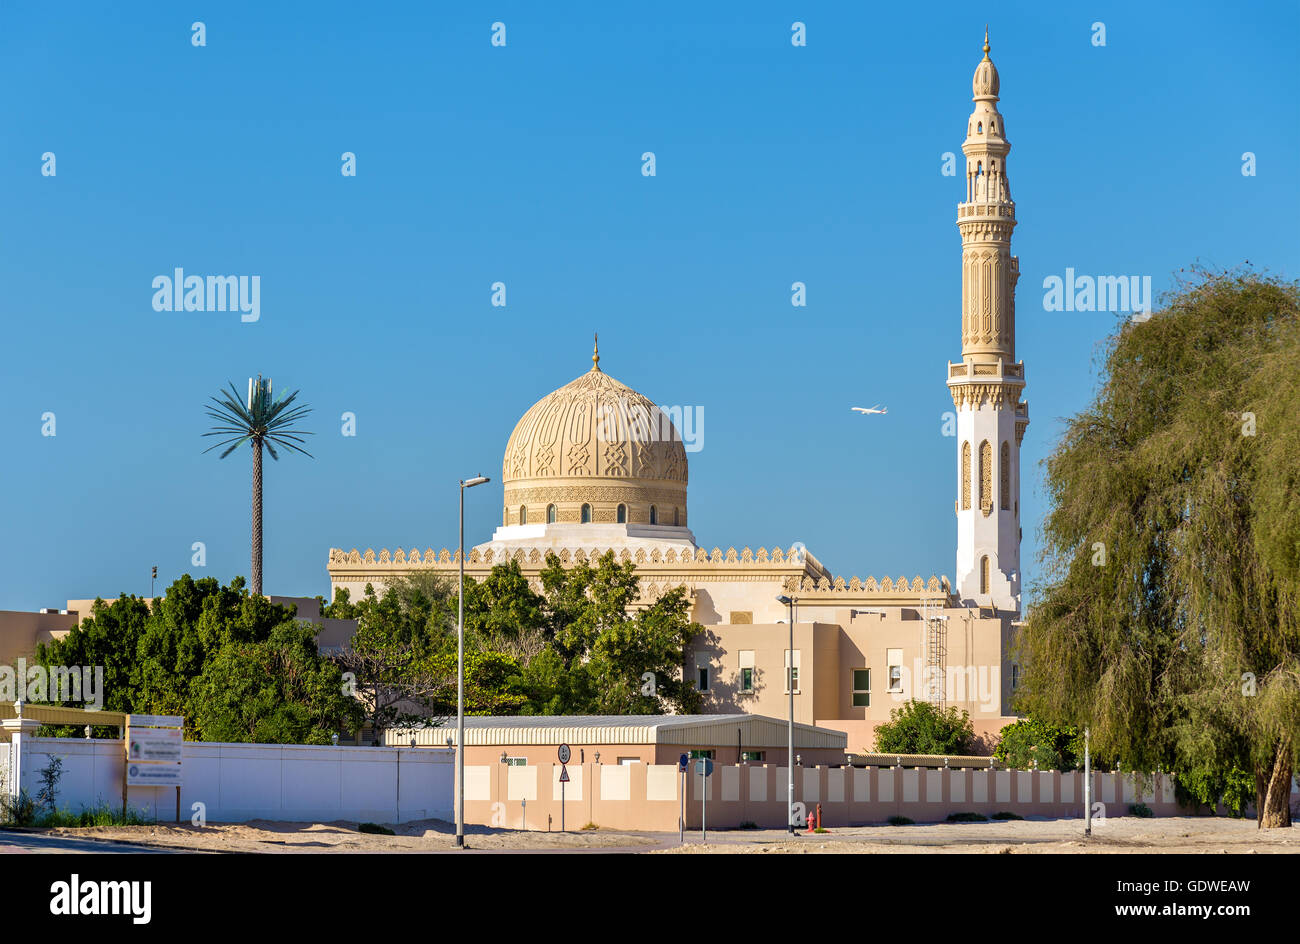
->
1129, 803, 1153, 818
36, 804, 153, 828
357, 822, 395, 835
580, 822, 599, 830
946, 811, 988, 823
993, 719, 1082, 771
887, 815, 914, 826
874, 700, 975, 755
738, 821, 759, 830
991, 811, 1023, 820
0, 790, 39, 827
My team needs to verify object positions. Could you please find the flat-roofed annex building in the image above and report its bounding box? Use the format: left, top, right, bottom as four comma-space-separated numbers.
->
386, 713, 847, 767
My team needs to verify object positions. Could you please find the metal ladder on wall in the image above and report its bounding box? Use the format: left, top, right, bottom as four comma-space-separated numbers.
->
921, 596, 947, 708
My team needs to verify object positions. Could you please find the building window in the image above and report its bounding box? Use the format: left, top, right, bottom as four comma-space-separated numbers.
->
688, 750, 714, 759
673, 506, 679, 526
961, 442, 971, 510
852, 669, 871, 707
784, 649, 801, 694
618, 757, 641, 765
887, 648, 903, 693
649, 505, 657, 525
547, 503, 557, 523
739, 650, 755, 693
1000, 441, 1011, 510
979, 440, 993, 514
980, 555, 990, 595
740, 751, 765, 762
617, 503, 626, 523
519, 504, 527, 525
698, 666, 710, 692
1011, 663, 1020, 690
504, 757, 526, 767
977, 122, 983, 133
581, 503, 592, 523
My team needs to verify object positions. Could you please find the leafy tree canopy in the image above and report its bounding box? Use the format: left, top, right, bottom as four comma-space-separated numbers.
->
1014, 267, 1300, 826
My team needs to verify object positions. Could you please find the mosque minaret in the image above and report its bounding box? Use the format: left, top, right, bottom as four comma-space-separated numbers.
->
948, 29, 1030, 612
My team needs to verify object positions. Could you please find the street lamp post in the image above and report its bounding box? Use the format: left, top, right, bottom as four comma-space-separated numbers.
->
456, 474, 490, 850
776, 593, 797, 834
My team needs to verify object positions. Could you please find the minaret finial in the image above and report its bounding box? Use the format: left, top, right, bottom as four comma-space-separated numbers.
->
592, 332, 601, 371
983, 25, 990, 59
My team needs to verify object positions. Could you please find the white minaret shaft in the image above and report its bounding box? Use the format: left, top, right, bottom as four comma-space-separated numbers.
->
948, 30, 1029, 612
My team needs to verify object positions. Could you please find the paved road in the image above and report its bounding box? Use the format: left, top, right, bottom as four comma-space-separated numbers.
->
0, 832, 192, 854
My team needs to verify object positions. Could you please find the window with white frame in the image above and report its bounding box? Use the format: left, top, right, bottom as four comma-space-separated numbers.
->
739, 650, 755, 693
887, 648, 903, 693
852, 668, 871, 707
784, 649, 801, 694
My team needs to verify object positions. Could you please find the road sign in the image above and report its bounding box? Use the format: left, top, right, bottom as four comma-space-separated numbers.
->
678, 753, 689, 772
559, 765, 570, 783
558, 743, 571, 764
695, 758, 714, 777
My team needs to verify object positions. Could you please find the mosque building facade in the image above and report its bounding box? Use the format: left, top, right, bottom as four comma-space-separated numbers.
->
327, 35, 1026, 753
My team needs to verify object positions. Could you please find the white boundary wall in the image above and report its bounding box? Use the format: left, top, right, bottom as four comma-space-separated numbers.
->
20, 738, 453, 824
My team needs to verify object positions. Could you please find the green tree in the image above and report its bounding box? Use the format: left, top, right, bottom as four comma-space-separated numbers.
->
530, 551, 702, 715
874, 700, 976, 755
1014, 267, 1300, 827
190, 621, 362, 743
994, 718, 1083, 771
203, 376, 313, 595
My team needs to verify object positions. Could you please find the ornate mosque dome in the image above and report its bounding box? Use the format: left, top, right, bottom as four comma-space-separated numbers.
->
499, 337, 689, 533
972, 28, 1000, 99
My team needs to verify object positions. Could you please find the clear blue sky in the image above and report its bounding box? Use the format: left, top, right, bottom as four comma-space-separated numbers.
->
2, 2, 1296, 610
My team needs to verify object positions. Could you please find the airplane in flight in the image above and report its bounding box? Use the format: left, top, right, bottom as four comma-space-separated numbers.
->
850, 405, 887, 415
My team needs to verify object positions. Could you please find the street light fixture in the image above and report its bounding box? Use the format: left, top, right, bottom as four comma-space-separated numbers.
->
776, 593, 798, 834
456, 474, 490, 850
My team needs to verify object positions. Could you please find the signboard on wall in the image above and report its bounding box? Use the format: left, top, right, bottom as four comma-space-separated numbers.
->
125, 714, 183, 786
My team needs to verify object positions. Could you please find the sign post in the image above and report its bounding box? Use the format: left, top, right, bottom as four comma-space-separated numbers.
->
557, 744, 571, 832
695, 757, 714, 842
678, 753, 688, 844
124, 714, 183, 821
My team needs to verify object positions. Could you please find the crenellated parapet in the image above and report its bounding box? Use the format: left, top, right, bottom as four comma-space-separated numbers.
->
326, 544, 951, 604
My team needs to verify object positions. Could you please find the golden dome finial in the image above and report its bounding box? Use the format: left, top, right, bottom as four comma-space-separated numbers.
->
983, 25, 990, 59
592, 332, 601, 371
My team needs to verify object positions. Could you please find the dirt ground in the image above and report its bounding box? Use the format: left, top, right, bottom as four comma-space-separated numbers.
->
35, 818, 666, 853
23, 815, 1299, 853
657, 816, 1300, 854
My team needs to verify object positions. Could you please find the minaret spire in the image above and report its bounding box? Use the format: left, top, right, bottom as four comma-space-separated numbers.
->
591, 332, 601, 372
947, 31, 1029, 613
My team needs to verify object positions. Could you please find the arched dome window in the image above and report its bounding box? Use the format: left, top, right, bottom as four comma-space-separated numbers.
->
673, 507, 679, 527
547, 503, 557, 524
617, 503, 626, 524
977, 121, 983, 133
519, 505, 527, 525
581, 503, 592, 524
649, 505, 657, 525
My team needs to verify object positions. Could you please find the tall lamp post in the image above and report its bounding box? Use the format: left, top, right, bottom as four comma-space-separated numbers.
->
456, 474, 490, 850
776, 593, 797, 834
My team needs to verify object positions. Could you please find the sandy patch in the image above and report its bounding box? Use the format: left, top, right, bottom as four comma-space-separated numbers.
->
656, 816, 1300, 853
40, 818, 662, 853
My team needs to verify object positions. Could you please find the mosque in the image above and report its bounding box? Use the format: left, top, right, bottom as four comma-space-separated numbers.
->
328, 34, 1027, 752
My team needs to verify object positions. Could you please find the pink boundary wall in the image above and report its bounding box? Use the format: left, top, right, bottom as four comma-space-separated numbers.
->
461, 763, 1192, 831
